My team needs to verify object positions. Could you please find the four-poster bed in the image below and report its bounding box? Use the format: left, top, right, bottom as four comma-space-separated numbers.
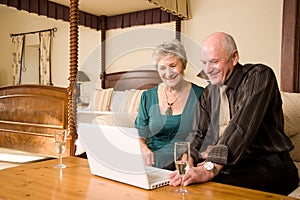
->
0, 0, 186, 157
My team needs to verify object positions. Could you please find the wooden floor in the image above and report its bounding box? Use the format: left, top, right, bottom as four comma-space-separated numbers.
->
0, 148, 52, 170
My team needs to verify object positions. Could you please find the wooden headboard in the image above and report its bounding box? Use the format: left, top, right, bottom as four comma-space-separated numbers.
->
0, 84, 71, 156
102, 70, 162, 90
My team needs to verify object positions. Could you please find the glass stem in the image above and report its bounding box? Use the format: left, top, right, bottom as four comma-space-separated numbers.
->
59, 153, 63, 166
180, 175, 184, 191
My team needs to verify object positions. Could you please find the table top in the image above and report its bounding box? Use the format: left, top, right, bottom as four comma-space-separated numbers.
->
0, 157, 296, 200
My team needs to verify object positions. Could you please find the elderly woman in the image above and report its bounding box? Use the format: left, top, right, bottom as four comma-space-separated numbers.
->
135, 39, 204, 170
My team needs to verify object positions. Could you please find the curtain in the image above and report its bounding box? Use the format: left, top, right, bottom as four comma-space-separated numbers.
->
39, 31, 52, 85
281, 0, 300, 92
1, 1, 178, 30
148, 0, 191, 19
11, 35, 25, 85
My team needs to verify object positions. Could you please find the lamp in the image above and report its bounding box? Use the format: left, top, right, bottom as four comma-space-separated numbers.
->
76, 71, 90, 106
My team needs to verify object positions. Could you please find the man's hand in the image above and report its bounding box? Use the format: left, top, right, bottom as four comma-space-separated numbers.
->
169, 162, 216, 186
200, 145, 213, 159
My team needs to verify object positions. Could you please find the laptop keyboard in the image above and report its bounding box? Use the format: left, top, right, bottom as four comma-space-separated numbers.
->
147, 172, 170, 189
146, 167, 171, 189
147, 172, 164, 182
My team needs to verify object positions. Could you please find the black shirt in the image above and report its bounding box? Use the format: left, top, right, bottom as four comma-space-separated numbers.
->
188, 63, 294, 166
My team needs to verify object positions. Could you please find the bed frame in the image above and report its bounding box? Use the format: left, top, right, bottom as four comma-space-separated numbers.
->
0, 84, 70, 156
102, 70, 161, 90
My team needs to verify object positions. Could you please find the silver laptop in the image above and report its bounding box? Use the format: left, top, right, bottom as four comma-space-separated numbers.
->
77, 123, 172, 190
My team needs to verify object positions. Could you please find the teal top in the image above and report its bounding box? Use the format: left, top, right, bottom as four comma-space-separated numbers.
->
134, 83, 204, 170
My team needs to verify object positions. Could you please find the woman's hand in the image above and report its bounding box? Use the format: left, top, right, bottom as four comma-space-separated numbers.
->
139, 138, 154, 166
141, 145, 154, 166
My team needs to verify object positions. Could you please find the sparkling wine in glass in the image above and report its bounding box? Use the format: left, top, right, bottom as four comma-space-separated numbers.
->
174, 142, 190, 194
54, 130, 67, 168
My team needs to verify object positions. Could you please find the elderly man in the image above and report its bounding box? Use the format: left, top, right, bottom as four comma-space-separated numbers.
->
169, 32, 299, 195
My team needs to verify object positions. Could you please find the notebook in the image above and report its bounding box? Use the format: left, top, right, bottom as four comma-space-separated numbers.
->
77, 123, 172, 190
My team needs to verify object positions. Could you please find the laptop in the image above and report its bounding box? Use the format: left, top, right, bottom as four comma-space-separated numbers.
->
77, 123, 172, 190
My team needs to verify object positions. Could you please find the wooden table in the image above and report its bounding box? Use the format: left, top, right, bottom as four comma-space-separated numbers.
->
0, 157, 296, 200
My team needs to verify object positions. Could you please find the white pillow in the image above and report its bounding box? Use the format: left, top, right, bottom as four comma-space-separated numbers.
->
110, 91, 127, 112
109, 89, 145, 113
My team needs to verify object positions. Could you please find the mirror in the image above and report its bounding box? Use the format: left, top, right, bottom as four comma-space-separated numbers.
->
22, 44, 40, 84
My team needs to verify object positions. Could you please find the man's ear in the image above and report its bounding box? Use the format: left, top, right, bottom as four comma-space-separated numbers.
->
232, 50, 239, 66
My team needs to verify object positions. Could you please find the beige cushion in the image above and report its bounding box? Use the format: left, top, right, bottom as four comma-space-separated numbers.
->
87, 88, 144, 126
281, 92, 300, 162
111, 89, 144, 113
294, 162, 300, 185
288, 185, 300, 198
281, 92, 300, 191
125, 89, 145, 113
93, 112, 138, 127
92, 88, 114, 111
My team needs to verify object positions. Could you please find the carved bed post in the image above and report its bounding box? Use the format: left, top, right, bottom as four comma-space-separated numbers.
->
175, 18, 181, 41
100, 15, 107, 89
68, 0, 79, 156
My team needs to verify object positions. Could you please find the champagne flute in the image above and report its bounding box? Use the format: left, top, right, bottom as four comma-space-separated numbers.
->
54, 130, 67, 168
174, 142, 190, 194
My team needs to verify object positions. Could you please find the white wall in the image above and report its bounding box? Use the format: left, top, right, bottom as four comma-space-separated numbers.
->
183, 0, 283, 85
0, 0, 284, 99
81, 22, 176, 97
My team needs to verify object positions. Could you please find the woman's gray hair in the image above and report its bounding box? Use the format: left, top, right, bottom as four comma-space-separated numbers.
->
153, 39, 187, 69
